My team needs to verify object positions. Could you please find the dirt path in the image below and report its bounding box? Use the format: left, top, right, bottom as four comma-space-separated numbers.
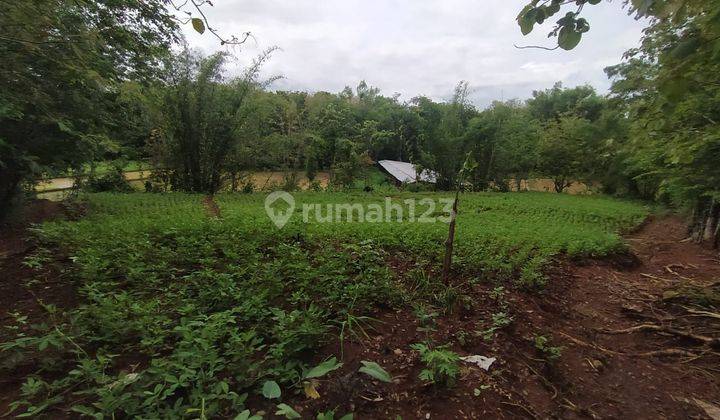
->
0, 201, 75, 322
0, 201, 78, 414
203, 195, 222, 218
510, 216, 720, 418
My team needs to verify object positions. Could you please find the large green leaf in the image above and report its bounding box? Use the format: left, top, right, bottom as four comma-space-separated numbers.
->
358, 361, 392, 383
276, 404, 301, 419
558, 26, 582, 50
304, 357, 342, 379
234, 410, 262, 420
517, 5, 536, 35
262, 380, 281, 399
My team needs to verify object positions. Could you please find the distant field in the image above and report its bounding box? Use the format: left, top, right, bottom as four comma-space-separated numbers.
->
4, 192, 647, 417
34, 170, 333, 200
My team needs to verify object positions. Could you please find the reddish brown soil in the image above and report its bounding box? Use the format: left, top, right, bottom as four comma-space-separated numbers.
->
0, 200, 77, 326
203, 195, 222, 218
1, 209, 719, 419
273, 216, 720, 419
0, 200, 78, 414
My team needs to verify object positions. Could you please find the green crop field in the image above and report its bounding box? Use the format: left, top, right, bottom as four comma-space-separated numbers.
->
2, 192, 647, 418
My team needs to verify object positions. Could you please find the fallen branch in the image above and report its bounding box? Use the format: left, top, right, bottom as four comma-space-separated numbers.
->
664, 264, 694, 281
684, 308, 720, 321
632, 349, 698, 358
598, 324, 720, 349
640, 273, 675, 283
557, 332, 623, 355
559, 331, 708, 359
523, 362, 559, 400
500, 401, 539, 419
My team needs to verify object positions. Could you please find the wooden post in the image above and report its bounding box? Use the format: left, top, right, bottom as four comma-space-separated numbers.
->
442, 188, 460, 285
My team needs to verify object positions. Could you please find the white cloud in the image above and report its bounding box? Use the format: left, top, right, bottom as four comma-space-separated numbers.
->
179, 0, 647, 107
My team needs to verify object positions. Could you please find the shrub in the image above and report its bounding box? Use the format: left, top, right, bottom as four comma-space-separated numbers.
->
85, 166, 133, 193
411, 342, 460, 387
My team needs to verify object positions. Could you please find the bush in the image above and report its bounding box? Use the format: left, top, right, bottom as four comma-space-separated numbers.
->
85, 166, 133, 193
281, 172, 300, 192
411, 342, 460, 387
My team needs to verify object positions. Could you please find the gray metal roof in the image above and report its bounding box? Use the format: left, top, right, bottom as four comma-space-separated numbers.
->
377, 160, 438, 184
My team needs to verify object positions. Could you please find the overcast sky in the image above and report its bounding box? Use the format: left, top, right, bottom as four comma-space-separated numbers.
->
180, 0, 647, 108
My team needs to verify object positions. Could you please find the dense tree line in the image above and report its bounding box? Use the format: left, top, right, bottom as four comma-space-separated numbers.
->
516, 0, 720, 247
1, 0, 718, 248
114, 64, 625, 195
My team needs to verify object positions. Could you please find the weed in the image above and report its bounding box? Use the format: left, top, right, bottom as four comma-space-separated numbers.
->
489, 286, 506, 301
413, 304, 439, 333
433, 286, 460, 315
455, 330, 471, 347
411, 342, 461, 387
534, 335, 563, 361
336, 311, 376, 359
482, 311, 514, 340
22, 247, 52, 270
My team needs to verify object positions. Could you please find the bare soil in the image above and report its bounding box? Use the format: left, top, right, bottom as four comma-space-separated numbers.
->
276, 216, 720, 419
0, 200, 78, 415
203, 195, 222, 218
1, 204, 719, 419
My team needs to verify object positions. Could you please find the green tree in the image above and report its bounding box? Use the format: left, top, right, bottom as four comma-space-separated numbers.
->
155, 49, 276, 193
0, 0, 177, 216
417, 82, 477, 190
464, 101, 541, 191
605, 13, 720, 245
527, 83, 604, 122
536, 116, 595, 193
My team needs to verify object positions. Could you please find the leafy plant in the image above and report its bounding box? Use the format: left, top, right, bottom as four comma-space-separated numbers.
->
235, 410, 263, 420
410, 342, 460, 387
482, 311, 514, 341
276, 403, 301, 419
303, 357, 343, 380
2, 191, 646, 416
262, 380, 281, 399
413, 304, 439, 333
489, 286, 506, 301
534, 335, 563, 361
85, 165, 134, 193
317, 410, 354, 420
358, 361, 392, 383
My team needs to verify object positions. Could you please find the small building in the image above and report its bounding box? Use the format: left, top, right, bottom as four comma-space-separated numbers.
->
377, 160, 437, 185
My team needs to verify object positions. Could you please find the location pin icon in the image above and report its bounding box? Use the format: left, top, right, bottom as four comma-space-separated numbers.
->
265, 191, 295, 229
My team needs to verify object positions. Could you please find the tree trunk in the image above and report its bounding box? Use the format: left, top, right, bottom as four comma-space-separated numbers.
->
690, 199, 712, 244
442, 188, 460, 285
690, 198, 719, 248
230, 172, 238, 192
0, 169, 22, 220
703, 200, 718, 245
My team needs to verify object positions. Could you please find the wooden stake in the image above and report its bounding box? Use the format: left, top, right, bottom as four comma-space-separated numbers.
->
442, 188, 460, 285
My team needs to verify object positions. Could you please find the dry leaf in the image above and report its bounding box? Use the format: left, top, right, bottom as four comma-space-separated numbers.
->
303, 380, 321, 400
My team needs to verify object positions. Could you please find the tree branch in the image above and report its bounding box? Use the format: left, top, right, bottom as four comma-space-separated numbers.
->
514, 44, 559, 51
0, 35, 80, 45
